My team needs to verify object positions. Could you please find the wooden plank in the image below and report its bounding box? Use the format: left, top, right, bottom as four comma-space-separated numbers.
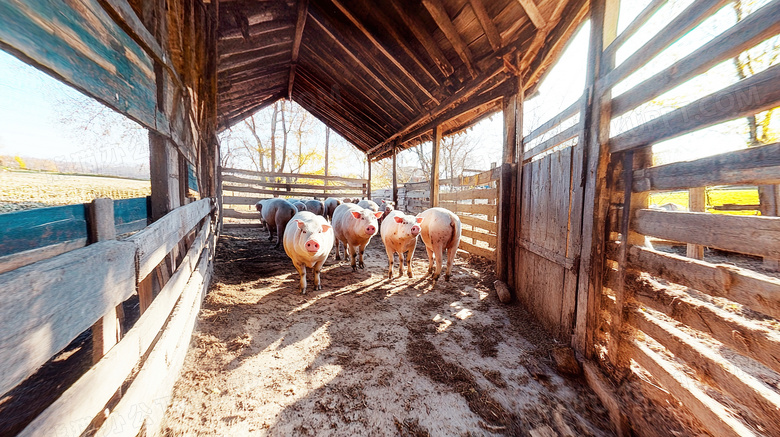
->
0, 240, 136, 397
113, 196, 148, 231
0, 238, 87, 275
439, 187, 498, 201
459, 239, 496, 261
222, 195, 261, 206
0, 204, 87, 257
222, 174, 366, 190
223, 223, 263, 230
421, 0, 477, 78
603, 0, 667, 60
686, 187, 705, 259
630, 308, 780, 426
634, 209, 780, 259
129, 198, 212, 279
431, 125, 442, 207
629, 338, 757, 437
518, 238, 576, 270
631, 273, 780, 375
93, 238, 211, 437
611, 62, 780, 153
0, 0, 158, 131
633, 142, 780, 192
582, 361, 629, 436
522, 123, 580, 161
387, 0, 455, 77
223, 183, 362, 195
611, 0, 780, 117
599, 0, 731, 93
523, 95, 581, 144
19, 223, 211, 437
222, 167, 367, 185
440, 202, 497, 216
515, 0, 547, 29
287, 0, 308, 99
468, 0, 501, 51
461, 228, 497, 247
223, 209, 261, 220
628, 245, 780, 320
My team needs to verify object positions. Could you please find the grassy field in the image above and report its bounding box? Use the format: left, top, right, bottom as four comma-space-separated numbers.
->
649, 187, 761, 216
0, 169, 150, 213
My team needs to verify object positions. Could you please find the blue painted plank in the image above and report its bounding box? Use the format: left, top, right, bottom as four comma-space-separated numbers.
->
114, 196, 149, 227
187, 162, 199, 192
0, 0, 158, 131
116, 219, 147, 235
0, 205, 88, 257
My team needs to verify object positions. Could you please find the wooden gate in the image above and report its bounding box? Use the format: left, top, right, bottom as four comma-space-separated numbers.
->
514, 96, 586, 341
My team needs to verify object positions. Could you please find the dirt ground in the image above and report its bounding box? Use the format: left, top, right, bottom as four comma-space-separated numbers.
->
162, 227, 614, 436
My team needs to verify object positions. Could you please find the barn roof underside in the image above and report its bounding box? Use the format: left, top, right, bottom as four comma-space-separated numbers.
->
216, 0, 588, 161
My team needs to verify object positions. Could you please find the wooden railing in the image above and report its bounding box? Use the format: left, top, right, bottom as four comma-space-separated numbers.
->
584, 1, 780, 435
0, 197, 216, 436
220, 167, 368, 228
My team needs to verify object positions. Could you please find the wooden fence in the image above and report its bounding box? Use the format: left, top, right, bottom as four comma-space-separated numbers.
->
0, 198, 216, 436
581, 1, 780, 435
221, 167, 368, 228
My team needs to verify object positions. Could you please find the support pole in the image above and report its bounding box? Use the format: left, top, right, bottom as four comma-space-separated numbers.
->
324, 126, 330, 196
367, 155, 372, 200
502, 75, 522, 164
431, 125, 442, 207
392, 145, 398, 205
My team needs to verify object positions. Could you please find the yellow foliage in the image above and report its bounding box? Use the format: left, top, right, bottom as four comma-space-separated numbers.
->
14, 156, 26, 169
648, 187, 761, 216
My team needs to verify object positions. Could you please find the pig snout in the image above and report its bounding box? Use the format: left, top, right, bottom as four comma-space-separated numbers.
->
411, 225, 421, 236
366, 225, 376, 235
305, 239, 320, 252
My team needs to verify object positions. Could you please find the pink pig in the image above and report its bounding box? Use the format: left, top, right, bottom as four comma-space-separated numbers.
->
380, 210, 422, 279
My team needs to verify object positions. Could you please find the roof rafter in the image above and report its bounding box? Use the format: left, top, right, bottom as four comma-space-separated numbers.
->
516, 0, 547, 29
387, 0, 454, 78
421, 0, 478, 78
468, 0, 502, 51
287, 0, 309, 99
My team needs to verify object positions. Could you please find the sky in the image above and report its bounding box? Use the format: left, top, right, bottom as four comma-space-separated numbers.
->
0, 0, 777, 176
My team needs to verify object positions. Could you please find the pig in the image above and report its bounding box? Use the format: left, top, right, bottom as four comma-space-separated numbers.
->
357, 199, 379, 212
418, 207, 462, 282
378, 201, 395, 231
380, 210, 422, 279
257, 198, 297, 248
255, 199, 270, 230
283, 211, 334, 294
331, 203, 383, 270
304, 199, 326, 216
292, 201, 308, 212
324, 197, 342, 222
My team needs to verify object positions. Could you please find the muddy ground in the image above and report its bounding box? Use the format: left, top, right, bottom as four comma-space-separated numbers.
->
162, 228, 614, 436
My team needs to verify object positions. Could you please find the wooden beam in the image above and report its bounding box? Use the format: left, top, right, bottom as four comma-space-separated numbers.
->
388, 0, 455, 77
287, 0, 308, 99
431, 125, 442, 207
392, 145, 398, 204
367, 156, 372, 200
468, 0, 502, 51
503, 76, 522, 163
686, 187, 705, 259
603, 0, 667, 59
422, 0, 477, 78
515, 0, 547, 29
330, 0, 439, 104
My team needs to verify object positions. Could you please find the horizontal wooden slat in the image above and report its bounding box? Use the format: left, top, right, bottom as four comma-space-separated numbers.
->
630, 308, 780, 426
0, 240, 136, 397
629, 338, 756, 437
129, 198, 212, 279
115, 219, 148, 235
223, 184, 364, 197
0, 238, 87, 275
631, 274, 780, 375
603, 0, 667, 59
628, 246, 780, 319
523, 96, 582, 144
19, 222, 210, 436
610, 62, 780, 153
0, 204, 87, 257
459, 215, 498, 233
113, 197, 149, 227
223, 209, 262, 220
518, 238, 577, 270
461, 228, 497, 247
223, 223, 263, 229
458, 239, 496, 261
440, 187, 498, 201
94, 241, 211, 437
633, 142, 780, 191
440, 166, 500, 186
223, 174, 366, 190
222, 167, 367, 185
440, 202, 496, 216
522, 123, 580, 161
633, 209, 780, 258
223, 195, 266, 206
712, 204, 761, 211
612, 0, 780, 117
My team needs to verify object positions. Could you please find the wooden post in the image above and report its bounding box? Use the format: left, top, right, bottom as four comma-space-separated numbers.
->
431, 125, 442, 207
324, 126, 330, 196
759, 185, 780, 270
367, 155, 372, 200
497, 163, 514, 284
502, 75, 522, 164
88, 198, 124, 363
687, 187, 706, 259
392, 145, 398, 205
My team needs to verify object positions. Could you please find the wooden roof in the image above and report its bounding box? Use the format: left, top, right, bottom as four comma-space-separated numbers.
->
216, 0, 588, 160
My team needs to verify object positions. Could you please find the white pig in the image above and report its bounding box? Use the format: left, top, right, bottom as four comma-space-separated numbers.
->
418, 207, 461, 282
283, 211, 334, 294
357, 199, 379, 212
304, 199, 326, 216
331, 203, 383, 270
257, 198, 297, 248
380, 210, 422, 279
324, 197, 342, 222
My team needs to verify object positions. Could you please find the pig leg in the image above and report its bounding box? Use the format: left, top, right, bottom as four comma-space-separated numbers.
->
358, 242, 368, 269
334, 239, 341, 260
432, 243, 445, 281
275, 222, 285, 248
293, 262, 307, 294
424, 246, 434, 277
385, 247, 394, 279
313, 259, 325, 291
348, 244, 358, 271
405, 247, 415, 278
445, 244, 458, 282
397, 252, 404, 277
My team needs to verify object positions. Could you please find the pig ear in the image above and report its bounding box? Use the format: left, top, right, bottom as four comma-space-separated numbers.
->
351, 211, 362, 219
394, 216, 404, 223
374, 212, 384, 218
321, 224, 331, 233
415, 216, 424, 224
295, 220, 305, 229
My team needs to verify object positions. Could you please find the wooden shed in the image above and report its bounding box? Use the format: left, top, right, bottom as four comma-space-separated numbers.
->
1, 0, 780, 435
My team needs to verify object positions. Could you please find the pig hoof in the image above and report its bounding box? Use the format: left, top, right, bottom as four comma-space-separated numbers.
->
432, 274, 440, 281
300, 288, 307, 295
358, 262, 365, 269
352, 265, 358, 272
445, 274, 451, 282
408, 272, 413, 278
